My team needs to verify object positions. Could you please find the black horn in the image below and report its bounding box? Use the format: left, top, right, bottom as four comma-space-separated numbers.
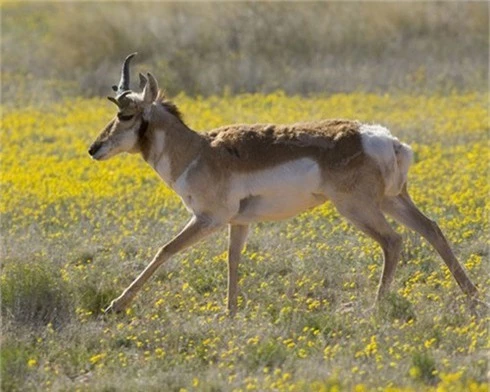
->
115, 52, 137, 94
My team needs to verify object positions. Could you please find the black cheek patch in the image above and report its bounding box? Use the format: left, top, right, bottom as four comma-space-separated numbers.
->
117, 113, 135, 121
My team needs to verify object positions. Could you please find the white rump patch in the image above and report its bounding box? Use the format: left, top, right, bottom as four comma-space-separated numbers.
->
360, 124, 413, 196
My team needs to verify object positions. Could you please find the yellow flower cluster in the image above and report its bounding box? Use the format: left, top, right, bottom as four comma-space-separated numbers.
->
2, 92, 488, 391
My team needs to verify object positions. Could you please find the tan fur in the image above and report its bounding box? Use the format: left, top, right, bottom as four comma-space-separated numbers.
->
206, 119, 362, 168
156, 90, 186, 124
89, 63, 480, 316
138, 104, 203, 183
139, 114, 364, 185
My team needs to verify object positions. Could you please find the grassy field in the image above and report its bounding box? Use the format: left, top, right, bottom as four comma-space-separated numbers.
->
1, 92, 489, 391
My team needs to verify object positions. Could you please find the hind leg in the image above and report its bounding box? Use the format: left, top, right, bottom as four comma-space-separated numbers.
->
381, 185, 478, 298
227, 224, 249, 316
334, 197, 402, 301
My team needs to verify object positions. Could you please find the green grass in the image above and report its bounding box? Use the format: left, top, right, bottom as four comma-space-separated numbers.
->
1, 92, 489, 391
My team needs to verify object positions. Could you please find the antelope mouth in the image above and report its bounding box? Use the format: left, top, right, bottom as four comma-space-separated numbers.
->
88, 143, 109, 161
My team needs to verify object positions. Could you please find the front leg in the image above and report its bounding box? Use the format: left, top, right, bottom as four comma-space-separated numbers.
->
105, 215, 223, 313
227, 224, 249, 316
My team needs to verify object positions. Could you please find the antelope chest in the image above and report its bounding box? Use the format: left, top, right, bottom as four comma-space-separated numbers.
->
230, 158, 326, 223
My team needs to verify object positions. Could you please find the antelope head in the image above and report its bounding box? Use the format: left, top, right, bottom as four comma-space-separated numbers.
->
88, 53, 159, 160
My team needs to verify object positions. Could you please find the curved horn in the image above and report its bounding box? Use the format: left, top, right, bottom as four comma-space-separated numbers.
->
115, 52, 137, 94
107, 96, 120, 107
107, 90, 133, 109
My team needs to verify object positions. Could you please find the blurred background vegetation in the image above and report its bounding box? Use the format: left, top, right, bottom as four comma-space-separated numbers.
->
1, 2, 488, 103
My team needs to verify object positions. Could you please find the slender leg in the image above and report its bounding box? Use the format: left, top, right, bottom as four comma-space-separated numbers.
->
227, 224, 249, 316
105, 215, 223, 313
381, 185, 478, 298
334, 198, 402, 301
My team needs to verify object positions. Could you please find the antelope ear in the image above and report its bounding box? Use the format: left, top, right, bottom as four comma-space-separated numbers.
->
139, 73, 148, 90
142, 72, 159, 103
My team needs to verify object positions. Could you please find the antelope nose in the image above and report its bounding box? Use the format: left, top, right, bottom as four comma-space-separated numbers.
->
88, 143, 100, 157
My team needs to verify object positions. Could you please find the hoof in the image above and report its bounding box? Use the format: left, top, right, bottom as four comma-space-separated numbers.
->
104, 300, 126, 315
362, 304, 377, 316
211, 310, 232, 323
338, 302, 355, 314
468, 297, 489, 317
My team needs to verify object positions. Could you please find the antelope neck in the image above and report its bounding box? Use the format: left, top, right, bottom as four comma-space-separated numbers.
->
141, 120, 203, 185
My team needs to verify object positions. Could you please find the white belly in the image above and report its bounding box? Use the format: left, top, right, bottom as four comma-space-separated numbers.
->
230, 158, 326, 223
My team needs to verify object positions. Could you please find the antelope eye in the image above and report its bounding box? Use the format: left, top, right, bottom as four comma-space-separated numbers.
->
117, 113, 134, 121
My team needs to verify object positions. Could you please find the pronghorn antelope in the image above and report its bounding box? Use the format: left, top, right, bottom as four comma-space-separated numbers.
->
89, 53, 479, 315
